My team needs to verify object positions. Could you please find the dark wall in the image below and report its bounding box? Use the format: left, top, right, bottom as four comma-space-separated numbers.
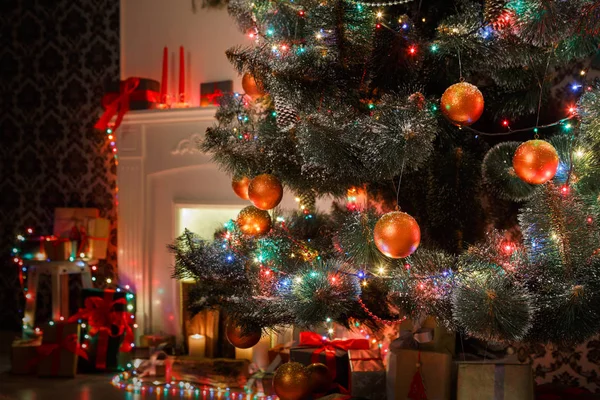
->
0, 0, 120, 330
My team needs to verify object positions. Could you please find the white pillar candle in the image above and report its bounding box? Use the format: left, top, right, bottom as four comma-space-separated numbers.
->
188, 334, 206, 357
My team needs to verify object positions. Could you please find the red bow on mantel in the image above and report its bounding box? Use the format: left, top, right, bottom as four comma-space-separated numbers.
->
299, 332, 369, 379
69, 292, 134, 369
94, 77, 140, 133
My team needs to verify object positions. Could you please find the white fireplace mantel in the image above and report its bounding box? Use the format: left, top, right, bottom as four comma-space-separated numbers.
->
116, 107, 304, 341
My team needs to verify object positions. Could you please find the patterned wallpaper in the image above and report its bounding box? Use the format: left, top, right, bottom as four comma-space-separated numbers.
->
0, 0, 119, 330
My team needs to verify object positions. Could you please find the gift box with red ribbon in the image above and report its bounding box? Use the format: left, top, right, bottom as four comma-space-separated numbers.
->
53, 208, 110, 260
348, 349, 386, 400
94, 77, 159, 135
11, 337, 42, 374
200, 80, 233, 106
69, 288, 135, 372
290, 332, 369, 390
43, 236, 76, 261
37, 322, 87, 378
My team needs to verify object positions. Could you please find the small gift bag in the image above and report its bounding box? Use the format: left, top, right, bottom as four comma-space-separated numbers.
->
348, 349, 386, 400
386, 341, 452, 400
37, 322, 87, 378
290, 332, 369, 389
456, 362, 534, 400
11, 337, 42, 374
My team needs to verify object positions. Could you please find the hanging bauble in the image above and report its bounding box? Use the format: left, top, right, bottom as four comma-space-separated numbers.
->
373, 211, 421, 259
484, 0, 508, 26
273, 362, 310, 400
512, 140, 559, 185
225, 321, 262, 349
274, 95, 298, 132
306, 363, 332, 394
248, 174, 284, 210
232, 175, 251, 200
236, 205, 272, 236
440, 82, 484, 127
482, 142, 537, 202
408, 92, 426, 110
242, 72, 266, 100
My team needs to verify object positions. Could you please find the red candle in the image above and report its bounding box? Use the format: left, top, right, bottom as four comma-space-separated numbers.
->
179, 46, 185, 100
160, 47, 168, 102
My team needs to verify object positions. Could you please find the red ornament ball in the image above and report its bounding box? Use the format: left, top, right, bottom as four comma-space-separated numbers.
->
373, 211, 421, 259
232, 175, 251, 200
248, 174, 284, 210
512, 139, 559, 185
236, 205, 272, 236
273, 362, 310, 400
242, 73, 265, 100
225, 321, 261, 349
440, 82, 484, 126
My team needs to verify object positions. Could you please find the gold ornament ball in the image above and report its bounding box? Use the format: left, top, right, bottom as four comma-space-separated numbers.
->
232, 176, 251, 200
242, 73, 265, 100
512, 140, 559, 185
248, 174, 284, 210
225, 321, 262, 349
373, 211, 421, 259
306, 363, 332, 394
273, 362, 310, 400
441, 82, 484, 126
236, 205, 272, 236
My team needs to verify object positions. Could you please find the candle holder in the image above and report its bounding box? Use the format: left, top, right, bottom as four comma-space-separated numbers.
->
156, 94, 172, 110
172, 93, 191, 109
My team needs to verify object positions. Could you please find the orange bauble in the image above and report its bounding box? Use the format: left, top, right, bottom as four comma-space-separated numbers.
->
248, 174, 284, 210
273, 362, 310, 400
225, 321, 262, 349
236, 205, 272, 236
512, 140, 559, 185
232, 176, 251, 200
373, 211, 421, 259
306, 363, 332, 394
441, 82, 484, 126
242, 73, 265, 100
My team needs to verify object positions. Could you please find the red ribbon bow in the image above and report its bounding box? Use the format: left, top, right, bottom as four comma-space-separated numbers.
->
69, 291, 134, 369
94, 77, 140, 133
203, 89, 224, 105
298, 332, 369, 379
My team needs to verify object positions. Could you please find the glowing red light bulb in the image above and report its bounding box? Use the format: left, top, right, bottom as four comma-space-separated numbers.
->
561, 185, 570, 195
502, 120, 509, 127
408, 46, 417, 55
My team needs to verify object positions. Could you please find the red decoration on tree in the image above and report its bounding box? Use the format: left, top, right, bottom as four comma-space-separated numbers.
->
408, 352, 427, 400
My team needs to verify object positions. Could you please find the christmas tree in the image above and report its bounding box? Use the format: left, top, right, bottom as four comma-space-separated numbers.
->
172, 0, 600, 345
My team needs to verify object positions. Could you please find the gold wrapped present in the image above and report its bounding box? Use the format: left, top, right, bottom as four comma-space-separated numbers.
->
456, 362, 534, 400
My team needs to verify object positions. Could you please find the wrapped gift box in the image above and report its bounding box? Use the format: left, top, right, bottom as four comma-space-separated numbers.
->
387, 348, 452, 400
268, 342, 293, 364
140, 334, 176, 350
11, 337, 42, 374
170, 356, 250, 388
43, 237, 76, 261
456, 362, 534, 400
200, 80, 233, 106
290, 333, 369, 390
53, 208, 109, 260
398, 316, 456, 355
136, 350, 174, 379
348, 349, 386, 400
105, 78, 160, 110
37, 322, 84, 378
72, 288, 135, 372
